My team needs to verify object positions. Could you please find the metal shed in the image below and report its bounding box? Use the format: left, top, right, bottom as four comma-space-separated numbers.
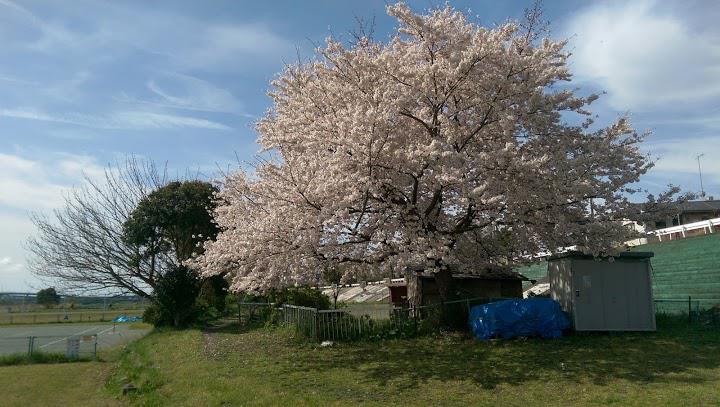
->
549, 252, 656, 331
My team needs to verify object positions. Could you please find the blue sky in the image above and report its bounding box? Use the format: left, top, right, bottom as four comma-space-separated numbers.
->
1, 0, 719, 291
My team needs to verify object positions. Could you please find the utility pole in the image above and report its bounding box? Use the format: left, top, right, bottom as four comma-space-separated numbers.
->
696, 154, 705, 198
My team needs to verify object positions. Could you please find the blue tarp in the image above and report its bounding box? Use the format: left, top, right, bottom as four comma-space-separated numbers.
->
469, 298, 570, 340
112, 315, 143, 323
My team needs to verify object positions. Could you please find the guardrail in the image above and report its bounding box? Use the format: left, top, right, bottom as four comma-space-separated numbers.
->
649, 217, 720, 241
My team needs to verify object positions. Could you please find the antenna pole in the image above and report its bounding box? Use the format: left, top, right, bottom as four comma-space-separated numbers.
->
696, 154, 705, 198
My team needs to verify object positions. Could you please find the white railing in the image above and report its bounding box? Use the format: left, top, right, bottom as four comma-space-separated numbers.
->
648, 217, 720, 241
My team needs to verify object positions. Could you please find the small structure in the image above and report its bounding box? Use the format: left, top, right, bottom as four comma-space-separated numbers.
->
319, 281, 391, 303
523, 276, 550, 298
637, 199, 720, 232
549, 252, 656, 331
399, 266, 529, 308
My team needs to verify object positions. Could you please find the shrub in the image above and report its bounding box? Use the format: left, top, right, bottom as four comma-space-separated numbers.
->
152, 266, 200, 327
142, 304, 160, 325
269, 287, 331, 310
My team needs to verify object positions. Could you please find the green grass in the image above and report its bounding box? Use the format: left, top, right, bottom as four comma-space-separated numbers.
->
128, 322, 153, 330
0, 360, 121, 406
107, 317, 720, 406
0, 351, 92, 366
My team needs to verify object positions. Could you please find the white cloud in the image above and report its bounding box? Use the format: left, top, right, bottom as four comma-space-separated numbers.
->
0, 153, 110, 290
0, 108, 231, 131
646, 137, 720, 174
0, 152, 105, 211
565, 1, 720, 110
0, 0, 295, 74
178, 24, 295, 72
0, 212, 37, 290
139, 72, 250, 116
642, 135, 720, 197
0, 75, 39, 86
112, 111, 232, 130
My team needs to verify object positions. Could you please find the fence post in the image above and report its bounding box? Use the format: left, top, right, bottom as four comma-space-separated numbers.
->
413, 306, 418, 335
313, 309, 318, 341
238, 303, 243, 327
27, 336, 34, 356
688, 296, 692, 324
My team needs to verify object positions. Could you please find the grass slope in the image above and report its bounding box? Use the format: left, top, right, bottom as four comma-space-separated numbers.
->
112, 318, 720, 406
0, 361, 120, 406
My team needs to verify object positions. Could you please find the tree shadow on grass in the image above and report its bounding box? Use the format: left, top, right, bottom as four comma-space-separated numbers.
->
281, 318, 720, 390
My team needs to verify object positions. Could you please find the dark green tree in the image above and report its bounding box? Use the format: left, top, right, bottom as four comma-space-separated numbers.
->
36, 287, 60, 308
152, 266, 200, 327
123, 180, 224, 327
123, 180, 219, 262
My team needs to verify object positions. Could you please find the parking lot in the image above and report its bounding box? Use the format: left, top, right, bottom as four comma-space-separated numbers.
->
0, 323, 150, 356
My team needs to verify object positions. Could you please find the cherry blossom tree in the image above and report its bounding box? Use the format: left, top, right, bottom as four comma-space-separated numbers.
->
192, 3, 671, 297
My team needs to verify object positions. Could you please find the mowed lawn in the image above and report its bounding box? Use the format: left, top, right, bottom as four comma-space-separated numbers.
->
106, 317, 720, 406
0, 361, 120, 406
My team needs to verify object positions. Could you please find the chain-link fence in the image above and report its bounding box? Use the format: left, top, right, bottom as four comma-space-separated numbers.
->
654, 298, 720, 324
0, 334, 98, 359
0, 324, 151, 361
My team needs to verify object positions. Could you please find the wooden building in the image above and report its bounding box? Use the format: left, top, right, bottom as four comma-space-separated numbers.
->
388, 266, 529, 308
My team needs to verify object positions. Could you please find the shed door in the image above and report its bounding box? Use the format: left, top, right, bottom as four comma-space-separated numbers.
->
618, 262, 654, 330
572, 266, 606, 330
601, 266, 630, 330
574, 260, 654, 331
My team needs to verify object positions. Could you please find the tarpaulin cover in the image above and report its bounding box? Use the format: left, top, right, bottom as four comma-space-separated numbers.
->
112, 315, 143, 323
469, 298, 570, 340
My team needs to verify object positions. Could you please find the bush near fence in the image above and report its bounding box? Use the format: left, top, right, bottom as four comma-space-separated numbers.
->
239, 298, 514, 342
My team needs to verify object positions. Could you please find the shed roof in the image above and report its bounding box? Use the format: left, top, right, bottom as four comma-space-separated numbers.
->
679, 200, 720, 213
320, 281, 390, 303
548, 251, 654, 261
415, 265, 530, 281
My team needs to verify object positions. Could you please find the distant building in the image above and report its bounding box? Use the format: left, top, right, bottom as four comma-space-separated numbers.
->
320, 266, 529, 308
401, 266, 529, 308
644, 199, 720, 231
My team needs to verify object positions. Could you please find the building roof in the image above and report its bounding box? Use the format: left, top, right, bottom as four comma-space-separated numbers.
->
415, 265, 530, 281
320, 281, 390, 303
523, 276, 550, 298
679, 200, 720, 213
548, 251, 654, 261
317, 267, 530, 304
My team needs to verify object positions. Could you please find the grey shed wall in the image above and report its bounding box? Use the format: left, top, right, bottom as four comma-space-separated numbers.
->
549, 254, 656, 331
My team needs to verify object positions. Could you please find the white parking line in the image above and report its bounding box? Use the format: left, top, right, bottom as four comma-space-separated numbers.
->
96, 325, 116, 336
39, 326, 99, 349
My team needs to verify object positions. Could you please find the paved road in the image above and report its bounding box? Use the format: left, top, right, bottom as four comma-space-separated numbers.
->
0, 323, 150, 356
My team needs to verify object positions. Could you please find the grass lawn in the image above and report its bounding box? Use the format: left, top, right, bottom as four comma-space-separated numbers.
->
109, 317, 720, 406
0, 360, 120, 406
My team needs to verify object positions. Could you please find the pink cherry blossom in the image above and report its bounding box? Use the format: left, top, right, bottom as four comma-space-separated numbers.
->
190, 3, 654, 293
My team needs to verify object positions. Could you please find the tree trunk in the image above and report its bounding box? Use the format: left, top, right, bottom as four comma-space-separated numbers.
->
434, 267, 455, 327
